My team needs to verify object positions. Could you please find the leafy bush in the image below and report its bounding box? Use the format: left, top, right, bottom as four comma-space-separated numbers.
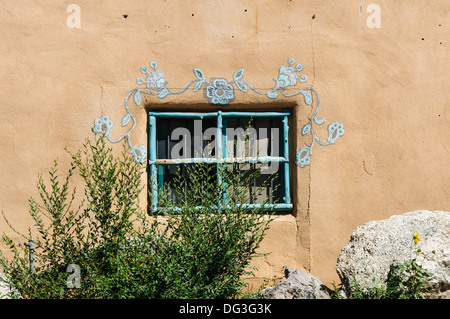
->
151, 162, 276, 298
0, 136, 275, 299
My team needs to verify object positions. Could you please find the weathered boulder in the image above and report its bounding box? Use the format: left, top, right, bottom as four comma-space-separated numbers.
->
336, 210, 450, 299
256, 268, 330, 299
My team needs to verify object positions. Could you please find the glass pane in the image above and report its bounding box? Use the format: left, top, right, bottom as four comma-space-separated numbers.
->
156, 118, 216, 160
158, 164, 218, 207
226, 163, 281, 205
152, 113, 288, 210
225, 118, 281, 159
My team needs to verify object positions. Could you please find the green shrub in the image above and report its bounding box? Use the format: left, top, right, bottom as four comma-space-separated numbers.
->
0, 136, 275, 299
150, 162, 276, 298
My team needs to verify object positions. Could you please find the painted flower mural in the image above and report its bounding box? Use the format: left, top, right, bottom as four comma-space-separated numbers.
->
92, 115, 113, 137
276, 65, 298, 88
327, 122, 345, 144
94, 58, 344, 168
274, 58, 307, 90
146, 70, 166, 90
205, 78, 235, 105
296, 146, 312, 168
130, 144, 147, 164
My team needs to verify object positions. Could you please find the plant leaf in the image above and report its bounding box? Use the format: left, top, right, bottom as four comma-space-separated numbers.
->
121, 114, 131, 127
158, 89, 170, 99
266, 91, 278, 99
193, 80, 204, 92
194, 68, 205, 80
134, 90, 142, 105
302, 90, 312, 105
235, 80, 247, 93
302, 123, 311, 135
233, 68, 244, 81
314, 117, 325, 125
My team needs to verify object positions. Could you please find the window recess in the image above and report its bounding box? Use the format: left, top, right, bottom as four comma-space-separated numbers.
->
148, 110, 292, 212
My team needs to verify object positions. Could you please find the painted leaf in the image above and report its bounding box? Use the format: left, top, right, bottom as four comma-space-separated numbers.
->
193, 80, 204, 92
302, 91, 312, 105
134, 90, 142, 105
235, 80, 247, 93
194, 68, 205, 80
314, 117, 325, 125
150, 61, 158, 70
301, 123, 311, 135
299, 74, 307, 83
233, 68, 244, 81
140, 66, 148, 74
266, 91, 279, 99
158, 89, 170, 99
121, 114, 131, 127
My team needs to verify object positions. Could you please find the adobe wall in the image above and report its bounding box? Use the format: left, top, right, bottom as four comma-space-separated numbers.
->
0, 0, 448, 289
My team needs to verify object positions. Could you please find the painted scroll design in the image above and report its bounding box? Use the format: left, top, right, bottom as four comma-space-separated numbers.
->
92, 58, 344, 167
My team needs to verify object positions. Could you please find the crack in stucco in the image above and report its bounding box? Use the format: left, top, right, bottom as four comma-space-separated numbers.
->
310, 18, 316, 89
100, 85, 105, 114
307, 165, 312, 272
305, 16, 316, 273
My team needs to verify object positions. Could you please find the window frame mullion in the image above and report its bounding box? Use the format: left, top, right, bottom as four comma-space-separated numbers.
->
149, 114, 158, 211
282, 113, 291, 204
216, 111, 226, 207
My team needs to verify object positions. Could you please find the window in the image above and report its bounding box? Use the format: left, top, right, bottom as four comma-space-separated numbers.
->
148, 110, 292, 211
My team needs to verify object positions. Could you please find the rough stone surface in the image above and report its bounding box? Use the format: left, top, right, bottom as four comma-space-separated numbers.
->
336, 210, 450, 299
256, 268, 330, 299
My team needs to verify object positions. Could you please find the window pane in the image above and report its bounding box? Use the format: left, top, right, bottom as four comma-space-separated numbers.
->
226, 163, 281, 205
156, 118, 216, 160
255, 163, 281, 205
158, 164, 218, 207
226, 118, 281, 159
151, 112, 289, 210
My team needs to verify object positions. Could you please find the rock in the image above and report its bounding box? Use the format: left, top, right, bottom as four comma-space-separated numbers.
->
256, 268, 330, 299
336, 210, 450, 299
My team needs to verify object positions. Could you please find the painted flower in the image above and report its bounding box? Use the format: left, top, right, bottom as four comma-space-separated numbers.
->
146, 70, 166, 90
413, 232, 421, 245
327, 121, 345, 144
275, 65, 298, 89
205, 78, 234, 105
93, 115, 113, 137
296, 146, 311, 167
130, 144, 147, 164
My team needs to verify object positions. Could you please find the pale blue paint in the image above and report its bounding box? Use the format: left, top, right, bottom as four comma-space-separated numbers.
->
149, 110, 291, 211
149, 115, 157, 210
91, 58, 345, 213
282, 114, 291, 204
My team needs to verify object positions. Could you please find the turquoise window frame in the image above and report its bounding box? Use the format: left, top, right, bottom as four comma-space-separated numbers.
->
148, 110, 292, 212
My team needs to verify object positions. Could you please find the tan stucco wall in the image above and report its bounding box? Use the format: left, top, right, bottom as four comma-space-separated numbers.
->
0, 0, 448, 290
